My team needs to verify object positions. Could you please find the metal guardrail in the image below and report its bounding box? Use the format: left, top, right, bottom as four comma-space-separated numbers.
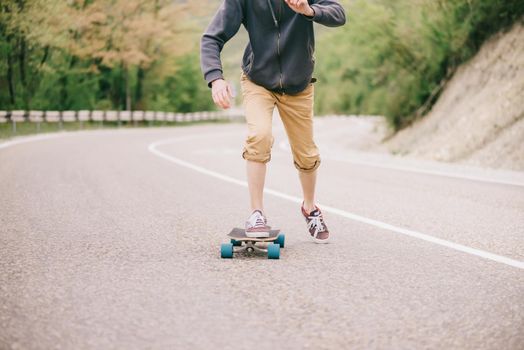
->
0, 109, 244, 134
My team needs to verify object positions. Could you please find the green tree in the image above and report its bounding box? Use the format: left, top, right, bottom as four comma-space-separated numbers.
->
0, 0, 204, 112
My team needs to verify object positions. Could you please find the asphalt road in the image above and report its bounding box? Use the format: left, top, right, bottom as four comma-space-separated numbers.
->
1, 120, 523, 349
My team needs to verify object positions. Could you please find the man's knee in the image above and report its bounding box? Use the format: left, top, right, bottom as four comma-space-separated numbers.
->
294, 157, 321, 173
242, 130, 274, 163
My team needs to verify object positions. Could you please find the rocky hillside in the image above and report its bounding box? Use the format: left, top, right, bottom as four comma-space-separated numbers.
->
379, 22, 524, 171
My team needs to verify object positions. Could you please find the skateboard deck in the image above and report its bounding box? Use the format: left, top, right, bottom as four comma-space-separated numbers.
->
227, 227, 280, 242
221, 228, 285, 259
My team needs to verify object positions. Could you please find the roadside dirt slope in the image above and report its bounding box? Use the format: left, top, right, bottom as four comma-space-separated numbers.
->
381, 22, 524, 171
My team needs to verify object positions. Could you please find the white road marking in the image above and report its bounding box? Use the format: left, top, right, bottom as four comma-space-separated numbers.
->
278, 140, 524, 187
149, 137, 524, 270
0, 128, 159, 150
0, 133, 72, 150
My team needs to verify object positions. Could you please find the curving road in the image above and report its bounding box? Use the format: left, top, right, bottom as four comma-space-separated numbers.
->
1, 118, 523, 349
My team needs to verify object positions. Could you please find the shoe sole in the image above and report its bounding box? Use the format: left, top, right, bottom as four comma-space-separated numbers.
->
310, 235, 330, 244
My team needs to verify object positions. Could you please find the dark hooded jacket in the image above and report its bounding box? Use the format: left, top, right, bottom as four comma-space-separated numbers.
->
200, 0, 346, 95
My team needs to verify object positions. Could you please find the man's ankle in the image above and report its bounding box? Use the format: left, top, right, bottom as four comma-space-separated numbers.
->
302, 201, 316, 214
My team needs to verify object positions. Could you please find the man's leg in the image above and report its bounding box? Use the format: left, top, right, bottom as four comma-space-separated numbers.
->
275, 83, 321, 207
299, 169, 317, 214
247, 160, 266, 213
276, 83, 329, 242
240, 72, 276, 216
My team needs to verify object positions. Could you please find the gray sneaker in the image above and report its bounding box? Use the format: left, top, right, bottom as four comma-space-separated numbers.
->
245, 210, 271, 237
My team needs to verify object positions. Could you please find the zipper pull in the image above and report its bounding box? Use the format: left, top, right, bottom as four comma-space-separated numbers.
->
267, 0, 279, 28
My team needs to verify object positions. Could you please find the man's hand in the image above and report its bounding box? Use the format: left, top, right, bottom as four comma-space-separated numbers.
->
284, 0, 314, 17
211, 79, 235, 109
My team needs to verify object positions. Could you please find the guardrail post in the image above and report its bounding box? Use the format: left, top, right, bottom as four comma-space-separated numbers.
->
145, 111, 154, 127
44, 111, 60, 128
155, 111, 166, 126
119, 110, 131, 126
105, 111, 118, 126
11, 110, 25, 135
132, 110, 144, 127
29, 110, 43, 133
78, 110, 90, 129
62, 111, 76, 129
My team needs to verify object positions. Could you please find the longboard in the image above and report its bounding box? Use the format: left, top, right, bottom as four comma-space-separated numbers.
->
228, 227, 281, 241
221, 227, 285, 259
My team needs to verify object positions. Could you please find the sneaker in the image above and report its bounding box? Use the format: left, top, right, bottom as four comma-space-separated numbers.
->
301, 204, 330, 243
245, 210, 271, 237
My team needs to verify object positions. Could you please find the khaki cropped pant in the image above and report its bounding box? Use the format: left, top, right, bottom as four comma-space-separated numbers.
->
240, 71, 321, 173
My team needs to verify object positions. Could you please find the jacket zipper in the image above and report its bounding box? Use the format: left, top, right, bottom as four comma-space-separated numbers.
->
277, 0, 284, 93
267, 0, 284, 93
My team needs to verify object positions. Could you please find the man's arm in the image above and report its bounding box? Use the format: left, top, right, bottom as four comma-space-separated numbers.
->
285, 0, 346, 27
200, 0, 244, 88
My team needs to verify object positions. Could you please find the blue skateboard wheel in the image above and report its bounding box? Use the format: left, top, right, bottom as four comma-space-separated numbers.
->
221, 243, 234, 259
275, 233, 285, 248
230, 239, 242, 247
267, 243, 280, 259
